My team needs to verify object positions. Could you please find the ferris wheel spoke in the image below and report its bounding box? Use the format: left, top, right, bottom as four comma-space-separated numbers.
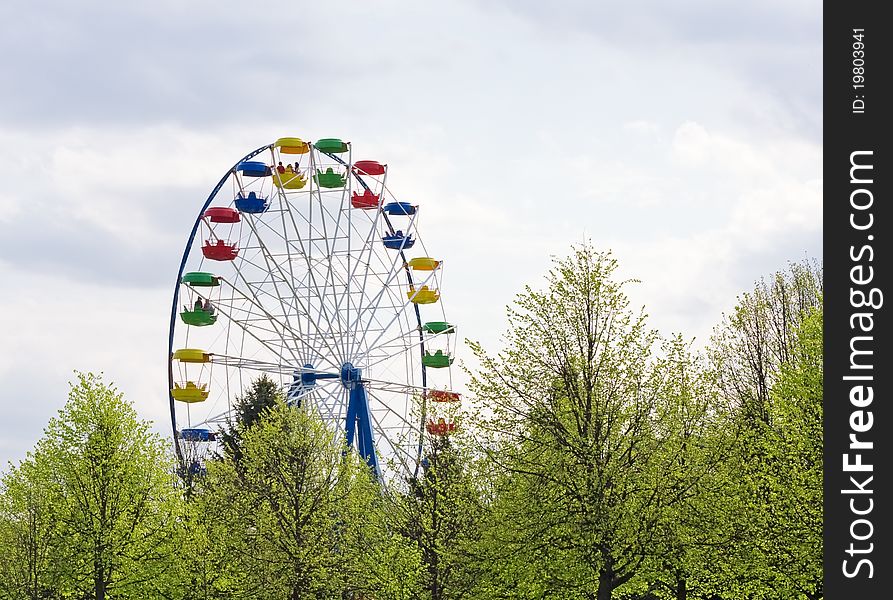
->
185, 287, 306, 369
334, 202, 390, 319
228, 225, 310, 364
346, 291, 406, 360
285, 170, 408, 364
217, 275, 328, 365
304, 213, 397, 365
363, 387, 419, 429
311, 384, 349, 426
344, 172, 356, 361
352, 267, 441, 365
341, 200, 411, 298
337, 205, 381, 344
364, 388, 422, 469
365, 406, 414, 478
210, 354, 340, 377
343, 215, 411, 359
359, 325, 454, 373
276, 188, 352, 362
307, 148, 350, 360
307, 186, 364, 360
319, 184, 353, 335
282, 187, 409, 366
237, 217, 301, 354
363, 377, 432, 396
213, 280, 316, 367
272, 176, 312, 365
188, 410, 233, 430
360, 338, 426, 372
241, 214, 346, 362
341, 258, 415, 357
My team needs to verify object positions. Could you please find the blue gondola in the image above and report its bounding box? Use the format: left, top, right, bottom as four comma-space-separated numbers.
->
383, 201, 416, 216
179, 428, 216, 442
234, 191, 270, 214
174, 458, 208, 480
382, 231, 415, 250
236, 161, 271, 177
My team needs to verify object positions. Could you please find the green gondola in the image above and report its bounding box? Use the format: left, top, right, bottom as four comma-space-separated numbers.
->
422, 321, 455, 334
423, 350, 454, 368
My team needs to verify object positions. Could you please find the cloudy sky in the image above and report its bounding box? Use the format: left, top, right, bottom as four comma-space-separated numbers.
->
0, 0, 821, 464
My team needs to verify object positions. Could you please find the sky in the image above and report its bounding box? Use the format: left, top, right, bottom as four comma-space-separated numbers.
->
0, 0, 822, 465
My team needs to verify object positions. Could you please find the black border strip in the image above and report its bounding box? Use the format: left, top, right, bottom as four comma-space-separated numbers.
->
824, 4, 891, 596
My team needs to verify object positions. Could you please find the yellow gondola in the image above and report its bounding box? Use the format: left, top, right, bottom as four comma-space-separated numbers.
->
407, 257, 440, 271
274, 137, 311, 154
407, 286, 440, 304
272, 171, 308, 189
171, 382, 209, 403
172, 348, 210, 363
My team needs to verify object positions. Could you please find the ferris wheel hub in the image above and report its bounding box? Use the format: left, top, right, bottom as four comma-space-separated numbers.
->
340, 362, 363, 389
300, 363, 318, 387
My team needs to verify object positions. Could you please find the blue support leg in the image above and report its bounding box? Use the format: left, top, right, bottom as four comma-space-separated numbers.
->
344, 389, 358, 449
348, 384, 381, 480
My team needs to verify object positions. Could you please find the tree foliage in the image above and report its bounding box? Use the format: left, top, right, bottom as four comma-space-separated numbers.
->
0, 251, 824, 600
0, 455, 61, 600
392, 434, 486, 600
219, 373, 282, 464
731, 303, 823, 599
0, 372, 181, 600
193, 400, 420, 599
704, 262, 823, 599
710, 260, 822, 422
468, 246, 727, 600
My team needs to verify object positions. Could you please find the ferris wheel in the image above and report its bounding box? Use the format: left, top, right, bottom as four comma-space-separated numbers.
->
167, 137, 460, 483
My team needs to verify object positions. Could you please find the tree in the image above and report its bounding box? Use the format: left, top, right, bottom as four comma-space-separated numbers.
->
0, 455, 62, 600
707, 264, 823, 599
218, 374, 281, 465
172, 484, 238, 600
197, 400, 420, 599
630, 342, 741, 600
392, 433, 486, 600
35, 372, 181, 600
468, 246, 721, 600
710, 260, 822, 423
745, 303, 823, 599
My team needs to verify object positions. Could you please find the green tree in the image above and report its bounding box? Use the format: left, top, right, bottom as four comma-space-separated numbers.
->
197, 400, 420, 599
172, 486, 238, 600
630, 343, 740, 600
393, 434, 486, 600
218, 374, 281, 465
0, 455, 62, 600
36, 372, 181, 600
710, 260, 822, 423
707, 264, 823, 599
746, 303, 823, 599
469, 246, 721, 600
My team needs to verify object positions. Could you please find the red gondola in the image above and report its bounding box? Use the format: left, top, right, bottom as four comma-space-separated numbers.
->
202, 239, 239, 261
426, 419, 457, 436
203, 207, 241, 223
351, 189, 381, 209
428, 390, 461, 403
354, 160, 386, 176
